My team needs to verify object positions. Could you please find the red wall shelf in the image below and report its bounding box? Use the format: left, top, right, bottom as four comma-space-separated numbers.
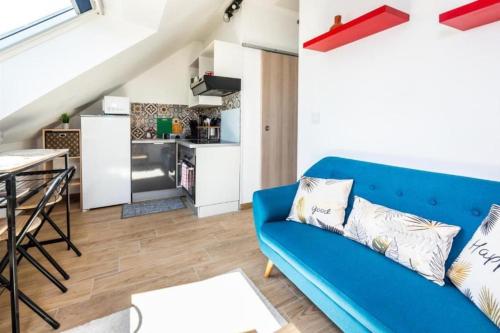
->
303, 5, 410, 52
439, 0, 500, 31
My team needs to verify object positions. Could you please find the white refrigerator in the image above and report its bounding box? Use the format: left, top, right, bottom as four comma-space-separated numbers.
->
81, 115, 131, 210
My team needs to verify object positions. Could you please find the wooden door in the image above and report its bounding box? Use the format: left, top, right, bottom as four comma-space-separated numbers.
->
261, 51, 298, 189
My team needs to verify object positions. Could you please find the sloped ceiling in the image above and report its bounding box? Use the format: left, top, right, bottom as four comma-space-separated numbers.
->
274, 0, 300, 12
249, 0, 299, 12
0, 0, 229, 145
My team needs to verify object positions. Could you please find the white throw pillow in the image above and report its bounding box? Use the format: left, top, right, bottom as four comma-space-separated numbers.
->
447, 204, 500, 328
344, 196, 461, 286
287, 176, 353, 234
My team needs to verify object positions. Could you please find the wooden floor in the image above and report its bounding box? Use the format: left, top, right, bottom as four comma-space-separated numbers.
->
0, 203, 341, 333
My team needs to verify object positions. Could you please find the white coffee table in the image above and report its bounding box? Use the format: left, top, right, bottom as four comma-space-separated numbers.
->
130, 270, 287, 333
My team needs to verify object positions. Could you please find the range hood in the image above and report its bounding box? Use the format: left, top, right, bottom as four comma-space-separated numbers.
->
191, 75, 241, 97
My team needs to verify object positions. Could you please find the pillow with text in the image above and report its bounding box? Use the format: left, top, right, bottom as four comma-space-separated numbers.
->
287, 176, 353, 234
447, 204, 500, 328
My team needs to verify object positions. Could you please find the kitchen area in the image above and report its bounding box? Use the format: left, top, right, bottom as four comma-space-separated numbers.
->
80, 40, 244, 218
129, 99, 242, 218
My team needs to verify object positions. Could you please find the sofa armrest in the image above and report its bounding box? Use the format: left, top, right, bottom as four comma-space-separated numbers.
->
252, 183, 299, 235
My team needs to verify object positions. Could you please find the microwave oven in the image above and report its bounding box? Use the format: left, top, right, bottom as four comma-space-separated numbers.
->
103, 96, 130, 115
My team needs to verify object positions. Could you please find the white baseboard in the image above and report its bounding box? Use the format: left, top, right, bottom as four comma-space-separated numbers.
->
196, 201, 240, 218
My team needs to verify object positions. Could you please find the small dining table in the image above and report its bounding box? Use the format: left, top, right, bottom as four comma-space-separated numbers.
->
0, 149, 70, 333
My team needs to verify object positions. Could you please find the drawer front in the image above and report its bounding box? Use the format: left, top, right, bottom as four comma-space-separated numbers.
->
45, 131, 80, 157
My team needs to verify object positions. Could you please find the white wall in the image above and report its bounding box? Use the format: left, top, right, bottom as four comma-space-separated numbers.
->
298, 0, 500, 181
204, 11, 243, 45
204, 0, 299, 54
0, 140, 35, 153
70, 42, 202, 128
112, 42, 202, 105
241, 1, 299, 53
240, 47, 262, 203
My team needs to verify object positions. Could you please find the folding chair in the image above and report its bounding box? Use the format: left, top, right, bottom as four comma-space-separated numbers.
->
0, 169, 74, 292
19, 166, 81, 259
0, 169, 74, 329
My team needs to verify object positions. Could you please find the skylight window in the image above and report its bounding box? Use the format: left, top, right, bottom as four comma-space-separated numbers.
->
0, 0, 93, 50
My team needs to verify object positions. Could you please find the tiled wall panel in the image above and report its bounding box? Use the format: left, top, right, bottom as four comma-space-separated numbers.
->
131, 93, 240, 140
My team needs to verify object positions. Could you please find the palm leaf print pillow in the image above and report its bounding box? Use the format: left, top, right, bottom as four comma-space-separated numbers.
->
344, 196, 461, 286
447, 204, 500, 328
287, 176, 353, 234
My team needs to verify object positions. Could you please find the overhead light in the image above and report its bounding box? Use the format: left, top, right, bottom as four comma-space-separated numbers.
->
223, 0, 243, 23
223, 12, 233, 23
92, 0, 104, 15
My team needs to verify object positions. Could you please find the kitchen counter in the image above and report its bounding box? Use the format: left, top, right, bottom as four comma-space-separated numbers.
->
132, 139, 176, 144
176, 140, 240, 148
131, 139, 239, 148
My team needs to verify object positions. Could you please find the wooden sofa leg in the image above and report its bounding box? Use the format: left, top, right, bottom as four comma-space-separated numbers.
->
264, 260, 274, 278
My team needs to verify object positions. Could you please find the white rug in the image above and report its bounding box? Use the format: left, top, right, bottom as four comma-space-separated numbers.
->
62, 308, 132, 333
63, 269, 286, 333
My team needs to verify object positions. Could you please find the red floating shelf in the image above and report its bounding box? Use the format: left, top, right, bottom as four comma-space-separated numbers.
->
439, 0, 500, 31
303, 5, 410, 52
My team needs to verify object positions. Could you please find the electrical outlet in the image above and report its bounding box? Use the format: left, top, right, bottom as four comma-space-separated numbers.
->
311, 112, 321, 124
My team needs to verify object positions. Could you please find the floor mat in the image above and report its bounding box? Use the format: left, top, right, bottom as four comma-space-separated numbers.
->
122, 197, 185, 219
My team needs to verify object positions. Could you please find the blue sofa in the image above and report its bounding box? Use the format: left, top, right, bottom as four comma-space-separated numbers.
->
253, 157, 500, 333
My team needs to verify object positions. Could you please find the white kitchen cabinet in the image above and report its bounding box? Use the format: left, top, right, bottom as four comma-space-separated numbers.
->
194, 40, 243, 79
192, 145, 240, 218
212, 40, 243, 79
188, 94, 223, 108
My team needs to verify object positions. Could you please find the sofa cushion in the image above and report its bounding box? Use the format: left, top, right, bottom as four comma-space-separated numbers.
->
261, 221, 499, 333
344, 196, 461, 286
287, 177, 353, 233
447, 204, 500, 328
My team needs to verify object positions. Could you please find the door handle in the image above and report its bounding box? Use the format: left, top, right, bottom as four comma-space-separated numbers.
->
265, 125, 270, 131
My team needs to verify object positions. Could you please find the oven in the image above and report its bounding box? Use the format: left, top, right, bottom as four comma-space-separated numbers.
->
178, 144, 196, 202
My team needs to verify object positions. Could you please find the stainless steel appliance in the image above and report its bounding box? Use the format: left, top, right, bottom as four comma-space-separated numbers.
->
132, 141, 179, 202
197, 126, 220, 143
195, 116, 221, 143
190, 75, 241, 97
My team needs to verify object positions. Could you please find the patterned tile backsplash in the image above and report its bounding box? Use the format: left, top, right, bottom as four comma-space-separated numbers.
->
130, 93, 240, 140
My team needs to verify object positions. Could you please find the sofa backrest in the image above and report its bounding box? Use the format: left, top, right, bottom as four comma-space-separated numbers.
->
304, 157, 500, 268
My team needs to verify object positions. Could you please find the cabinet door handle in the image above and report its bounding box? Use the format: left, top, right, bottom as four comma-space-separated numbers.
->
265, 125, 270, 131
